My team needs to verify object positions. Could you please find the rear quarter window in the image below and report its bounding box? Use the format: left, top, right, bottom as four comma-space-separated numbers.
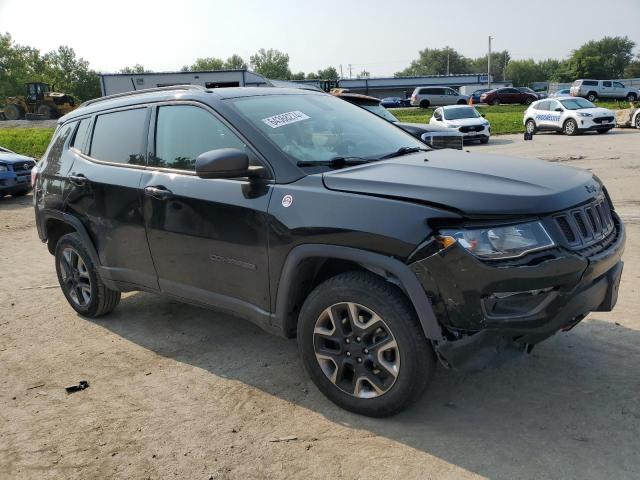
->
71, 117, 92, 154
583, 80, 598, 86
89, 108, 148, 165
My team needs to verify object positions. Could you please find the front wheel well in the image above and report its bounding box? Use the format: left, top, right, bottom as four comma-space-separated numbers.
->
45, 218, 76, 255
281, 257, 409, 338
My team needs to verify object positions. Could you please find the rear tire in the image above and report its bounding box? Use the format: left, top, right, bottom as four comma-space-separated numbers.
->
4, 103, 23, 121
524, 97, 533, 105
457, 99, 468, 105
491, 99, 500, 106
635, 113, 640, 129
626, 92, 637, 102
586, 92, 598, 102
563, 118, 579, 136
419, 99, 430, 109
297, 271, 436, 417
525, 119, 538, 134
55, 233, 121, 318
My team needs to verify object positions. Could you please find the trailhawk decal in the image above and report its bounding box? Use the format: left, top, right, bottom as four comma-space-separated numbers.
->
262, 111, 310, 129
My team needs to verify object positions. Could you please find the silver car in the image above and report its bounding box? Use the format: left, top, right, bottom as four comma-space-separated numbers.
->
570, 79, 638, 102
410, 86, 469, 108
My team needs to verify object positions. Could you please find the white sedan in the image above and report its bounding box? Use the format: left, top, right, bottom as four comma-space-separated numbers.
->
524, 97, 615, 136
429, 105, 491, 143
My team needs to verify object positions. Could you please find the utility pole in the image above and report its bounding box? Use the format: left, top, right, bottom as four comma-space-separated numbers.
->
487, 36, 493, 90
503, 51, 507, 81
348, 63, 352, 79
339, 64, 343, 79
446, 53, 450, 76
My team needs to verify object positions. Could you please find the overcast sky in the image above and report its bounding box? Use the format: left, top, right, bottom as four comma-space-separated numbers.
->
1, 0, 639, 77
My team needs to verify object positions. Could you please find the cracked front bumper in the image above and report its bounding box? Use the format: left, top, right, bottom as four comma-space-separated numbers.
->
409, 214, 625, 370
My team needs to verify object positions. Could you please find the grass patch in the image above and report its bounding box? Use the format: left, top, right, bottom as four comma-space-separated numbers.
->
391, 101, 630, 135
0, 128, 55, 158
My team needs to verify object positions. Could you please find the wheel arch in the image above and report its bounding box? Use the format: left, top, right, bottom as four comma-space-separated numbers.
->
41, 210, 101, 267
273, 244, 442, 341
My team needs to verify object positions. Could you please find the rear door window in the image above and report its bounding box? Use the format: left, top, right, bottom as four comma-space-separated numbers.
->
583, 80, 598, 86
89, 108, 148, 165
152, 104, 247, 171
603, 81, 612, 87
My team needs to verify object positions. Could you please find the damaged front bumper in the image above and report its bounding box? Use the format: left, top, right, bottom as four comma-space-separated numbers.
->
409, 213, 625, 370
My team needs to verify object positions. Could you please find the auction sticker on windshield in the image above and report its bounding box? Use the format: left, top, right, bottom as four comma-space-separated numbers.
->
262, 111, 310, 129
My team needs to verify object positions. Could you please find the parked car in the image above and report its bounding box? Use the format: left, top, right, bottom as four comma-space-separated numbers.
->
517, 87, 546, 99
469, 88, 491, 104
549, 89, 571, 98
332, 91, 464, 150
380, 97, 403, 108
35, 85, 625, 416
570, 79, 638, 102
429, 105, 490, 143
0, 146, 36, 198
524, 97, 616, 136
410, 87, 469, 108
480, 87, 537, 105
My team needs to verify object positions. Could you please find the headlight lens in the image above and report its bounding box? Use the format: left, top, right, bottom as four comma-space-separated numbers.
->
578, 112, 593, 117
0, 164, 8, 172
439, 221, 555, 260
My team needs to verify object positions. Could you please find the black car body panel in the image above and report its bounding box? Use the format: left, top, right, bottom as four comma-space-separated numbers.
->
34, 86, 625, 373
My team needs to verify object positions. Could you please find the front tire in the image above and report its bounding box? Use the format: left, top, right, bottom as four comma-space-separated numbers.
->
524, 97, 533, 105
586, 92, 598, 102
491, 99, 500, 106
297, 271, 436, 417
55, 233, 121, 317
563, 118, 579, 136
635, 113, 640, 129
626, 92, 637, 102
4, 103, 24, 121
419, 99, 430, 109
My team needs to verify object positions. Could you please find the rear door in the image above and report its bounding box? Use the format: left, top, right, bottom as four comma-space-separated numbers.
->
140, 102, 273, 313
65, 106, 158, 290
601, 81, 613, 99
613, 81, 627, 99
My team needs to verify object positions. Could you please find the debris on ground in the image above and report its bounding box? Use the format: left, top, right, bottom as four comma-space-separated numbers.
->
65, 380, 89, 394
268, 435, 298, 443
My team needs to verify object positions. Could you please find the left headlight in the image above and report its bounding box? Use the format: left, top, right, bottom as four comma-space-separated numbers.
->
0, 164, 8, 172
438, 221, 555, 260
578, 112, 593, 117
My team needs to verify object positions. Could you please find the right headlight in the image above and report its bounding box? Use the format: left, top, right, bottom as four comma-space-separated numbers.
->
438, 221, 555, 260
0, 164, 8, 172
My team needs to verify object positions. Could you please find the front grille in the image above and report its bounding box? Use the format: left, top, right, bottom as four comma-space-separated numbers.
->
459, 125, 483, 133
593, 116, 614, 124
11, 162, 34, 174
424, 135, 463, 150
553, 196, 615, 253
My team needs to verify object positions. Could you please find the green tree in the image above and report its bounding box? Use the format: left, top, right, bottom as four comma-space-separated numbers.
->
290, 71, 306, 80
223, 54, 247, 70
395, 47, 470, 76
119, 64, 150, 74
468, 51, 510, 80
317, 66, 339, 80
0, 33, 44, 99
568, 36, 635, 79
505, 59, 543, 86
181, 57, 224, 72
43, 46, 100, 101
249, 48, 291, 79
305, 72, 320, 80
623, 54, 640, 78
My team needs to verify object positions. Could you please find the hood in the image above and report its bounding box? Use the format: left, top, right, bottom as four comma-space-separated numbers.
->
322, 149, 597, 216
0, 152, 35, 163
442, 117, 488, 128
578, 107, 614, 116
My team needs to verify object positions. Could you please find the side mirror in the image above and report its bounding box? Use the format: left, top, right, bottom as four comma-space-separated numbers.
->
196, 148, 251, 179
555, 107, 564, 112
481, 113, 486, 117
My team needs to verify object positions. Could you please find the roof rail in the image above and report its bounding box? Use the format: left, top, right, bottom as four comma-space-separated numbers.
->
80, 84, 207, 108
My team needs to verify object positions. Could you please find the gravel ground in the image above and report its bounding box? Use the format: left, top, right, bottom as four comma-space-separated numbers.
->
1, 129, 639, 479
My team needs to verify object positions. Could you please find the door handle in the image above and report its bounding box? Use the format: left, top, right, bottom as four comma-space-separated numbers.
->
144, 185, 173, 200
68, 174, 87, 186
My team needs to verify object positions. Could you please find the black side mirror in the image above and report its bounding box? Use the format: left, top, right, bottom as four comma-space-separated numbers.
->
481, 113, 486, 117
196, 148, 251, 179
555, 107, 564, 112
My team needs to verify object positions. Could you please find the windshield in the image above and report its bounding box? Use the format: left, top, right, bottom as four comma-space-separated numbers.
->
443, 107, 481, 120
230, 94, 423, 164
360, 103, 399, 122
560, 98, 595, 110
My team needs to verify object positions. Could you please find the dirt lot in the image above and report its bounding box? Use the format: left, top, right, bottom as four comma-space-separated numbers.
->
1, 129, 639, 480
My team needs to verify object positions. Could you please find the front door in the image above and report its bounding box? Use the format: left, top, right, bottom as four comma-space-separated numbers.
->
141, 103, 273, 313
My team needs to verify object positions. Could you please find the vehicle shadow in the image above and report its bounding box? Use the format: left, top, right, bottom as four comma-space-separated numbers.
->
92, 292, 640, 480
475, 137, 515, 146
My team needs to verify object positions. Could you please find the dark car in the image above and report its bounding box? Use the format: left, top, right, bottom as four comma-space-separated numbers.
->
332, 91, 463, 150
34, 85, 625, 417
469, 88, 491, 104
480, 87, 537, 105
380, 97, 403, 108
0, 147, 36, 198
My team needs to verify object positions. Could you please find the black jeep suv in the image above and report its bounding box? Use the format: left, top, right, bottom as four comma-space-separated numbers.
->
34, 86, 625, 416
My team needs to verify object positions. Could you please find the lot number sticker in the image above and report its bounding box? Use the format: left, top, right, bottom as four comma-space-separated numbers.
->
262, 111, 310, 129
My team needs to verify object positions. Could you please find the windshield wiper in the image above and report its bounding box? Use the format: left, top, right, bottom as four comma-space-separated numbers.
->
379, 146, 429, 159
296, 156, 373, 168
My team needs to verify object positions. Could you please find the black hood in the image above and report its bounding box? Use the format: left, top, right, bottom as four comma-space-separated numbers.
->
322, 149, 598, 216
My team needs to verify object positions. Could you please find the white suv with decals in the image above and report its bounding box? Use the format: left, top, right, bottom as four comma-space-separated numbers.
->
429, 105, 491, 143
570, 79, 638, 102
524, 97, 616, 136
